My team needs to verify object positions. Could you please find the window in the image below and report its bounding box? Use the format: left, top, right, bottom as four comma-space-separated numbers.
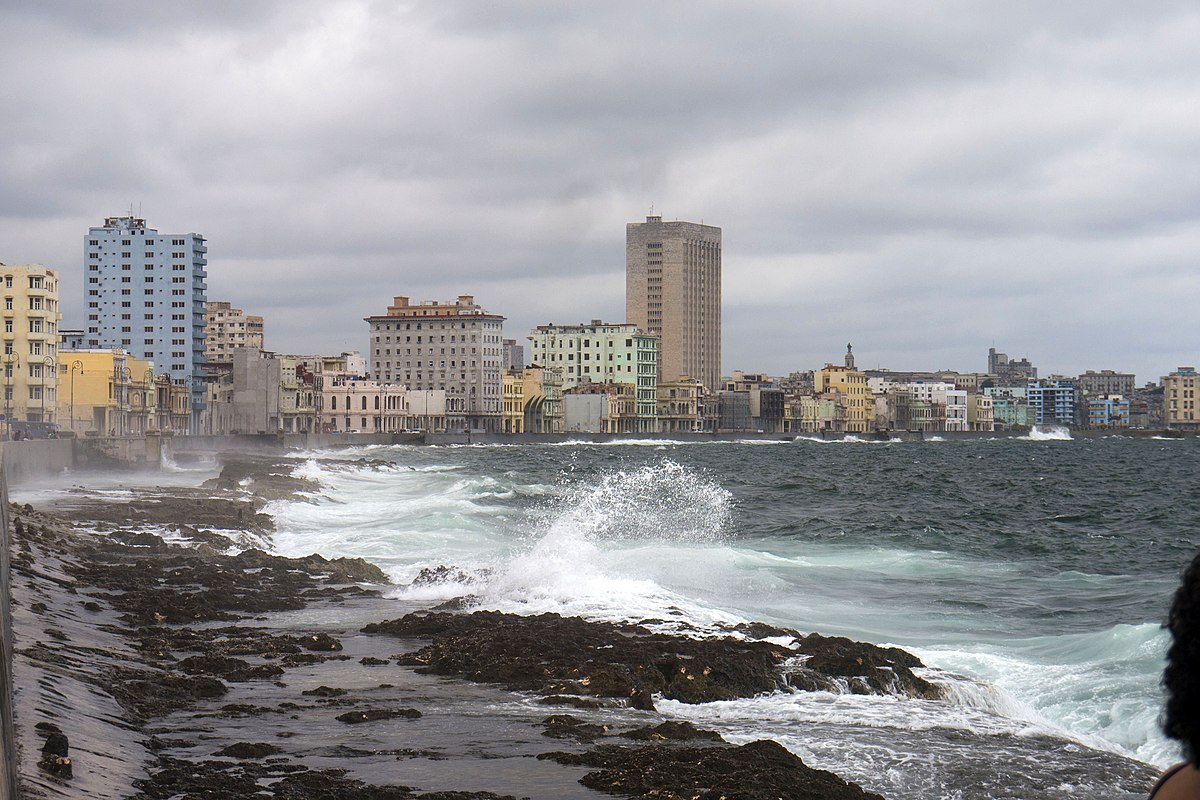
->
2, 321, 9, 333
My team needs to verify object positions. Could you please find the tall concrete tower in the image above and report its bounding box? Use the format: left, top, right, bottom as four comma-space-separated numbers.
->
625, 215, 721, 392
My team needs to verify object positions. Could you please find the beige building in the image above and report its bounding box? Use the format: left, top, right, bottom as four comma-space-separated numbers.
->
967, 393, 995, 432
366, 295, 504, 432
657, 377, 707, 433
1164, 367, 1200, 429
205, 301, 264, 364
321, 374, 409, 433
626, 215, 721, 393
2, 263, 62, 432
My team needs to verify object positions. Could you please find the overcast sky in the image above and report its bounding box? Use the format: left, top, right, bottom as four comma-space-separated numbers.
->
2, 1, 1198, 383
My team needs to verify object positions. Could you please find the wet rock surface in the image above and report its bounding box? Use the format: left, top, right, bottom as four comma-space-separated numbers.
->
364, 610, 942, 704
6, 461, 922, 800
541, 738, 887, 800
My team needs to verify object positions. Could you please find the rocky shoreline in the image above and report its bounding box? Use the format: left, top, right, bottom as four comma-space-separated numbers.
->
7, 456, 1155, 799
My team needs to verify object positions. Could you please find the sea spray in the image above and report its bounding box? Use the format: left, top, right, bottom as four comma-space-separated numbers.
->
476, 459, 741, 626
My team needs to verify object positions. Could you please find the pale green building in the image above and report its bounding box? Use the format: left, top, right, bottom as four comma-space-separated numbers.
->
527, 321, 658, 432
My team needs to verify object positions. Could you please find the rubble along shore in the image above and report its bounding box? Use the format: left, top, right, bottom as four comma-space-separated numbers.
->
5, 457, 954, 799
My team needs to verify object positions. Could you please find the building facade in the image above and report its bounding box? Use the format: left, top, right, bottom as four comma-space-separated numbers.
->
84, 216, 207, 431
55, 349, 154, 436
527, 321, 658, 432
1, 264, 61, 432
815, 364, 871, 433
205, 301, 264, 364
366, 295, 504, 432
626, 215, 721, 392
987, 347, 1037, 386
321, 374, 409, 433
1027, 378, 1076, 426
1087, 395, 1130, 428
1164, 367, 1200, 430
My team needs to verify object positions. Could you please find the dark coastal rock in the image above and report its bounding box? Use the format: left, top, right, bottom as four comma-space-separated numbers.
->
412, 564, 484, 586
138, 755, 522, 799
41, 730, 70, 756
619, 721, 723, 742
790, 631, 939, 697
536, 694, 605, 709
175, 654, 285, 682
361, 656, 390, 666
364, 610, 940, 704
302, 685, 348, 697
541, 738, 886, 800
335, 708, 422, 724
107, 669, 228, 719
541, 714, 610, 741
215, 741, 283, 759
300, 632, 343, 651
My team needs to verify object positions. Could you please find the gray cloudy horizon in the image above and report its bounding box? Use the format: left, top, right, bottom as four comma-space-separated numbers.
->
2, 1, 1198, 383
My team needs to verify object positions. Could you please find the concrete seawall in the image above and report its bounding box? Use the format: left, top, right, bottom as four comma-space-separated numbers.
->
1, 469, 17, 799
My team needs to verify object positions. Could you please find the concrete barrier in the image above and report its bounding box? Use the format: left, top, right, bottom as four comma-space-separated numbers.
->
0, 441, 74, 487
1, 468, 18, 799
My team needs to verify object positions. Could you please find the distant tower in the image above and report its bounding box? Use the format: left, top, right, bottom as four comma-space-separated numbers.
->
845, 343, 855, 370
626, 214, 722, 392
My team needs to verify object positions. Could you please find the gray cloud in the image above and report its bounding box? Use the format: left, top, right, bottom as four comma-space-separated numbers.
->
2, 0, 1199, 384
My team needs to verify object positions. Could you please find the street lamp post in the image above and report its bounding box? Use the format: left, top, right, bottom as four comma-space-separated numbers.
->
3, 353, 18, 440
40, 356, 55, 428
116, 365, 131, 437
144, 367, 155, 433
69, 360, 83, 435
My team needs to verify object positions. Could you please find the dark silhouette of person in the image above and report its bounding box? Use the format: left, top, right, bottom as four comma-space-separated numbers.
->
1152, 552, 1200, 797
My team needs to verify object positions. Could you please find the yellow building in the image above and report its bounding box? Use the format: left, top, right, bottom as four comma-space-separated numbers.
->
2, 263, 61, 433
815, 364, 871, 433
57, 350, 155, 436
501, 370, 525, 433
501, 365, 564, 434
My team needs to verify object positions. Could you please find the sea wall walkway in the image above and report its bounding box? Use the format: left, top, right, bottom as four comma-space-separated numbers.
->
1, 469, 17, 799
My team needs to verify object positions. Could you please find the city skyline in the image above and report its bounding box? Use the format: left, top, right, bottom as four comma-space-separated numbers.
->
2, 3, 1198, 382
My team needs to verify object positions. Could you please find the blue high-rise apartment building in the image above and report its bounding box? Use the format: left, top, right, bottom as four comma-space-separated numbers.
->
84, 216, 207, 431
1027, 378, 1076, 427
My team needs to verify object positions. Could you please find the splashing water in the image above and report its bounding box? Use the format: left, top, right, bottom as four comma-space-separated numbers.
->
1021, 425, 1073, 441
475, 460, 740, 626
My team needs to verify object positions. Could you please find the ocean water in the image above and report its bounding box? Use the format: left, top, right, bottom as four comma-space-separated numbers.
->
24, 436, 1195, 798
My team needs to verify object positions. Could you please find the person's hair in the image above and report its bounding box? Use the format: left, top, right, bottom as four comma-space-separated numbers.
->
1164, 551, 1200, 762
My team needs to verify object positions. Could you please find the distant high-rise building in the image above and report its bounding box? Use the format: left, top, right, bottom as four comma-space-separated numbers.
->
84, 216, 208, 430
205, 301, 265, 364
987, 347, 1037, 386
502, 338, 525, 370
365, 295, 504, 432
0, 263, 61, 428
626, 215, 721, 392
1074, 369, 1135, 399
